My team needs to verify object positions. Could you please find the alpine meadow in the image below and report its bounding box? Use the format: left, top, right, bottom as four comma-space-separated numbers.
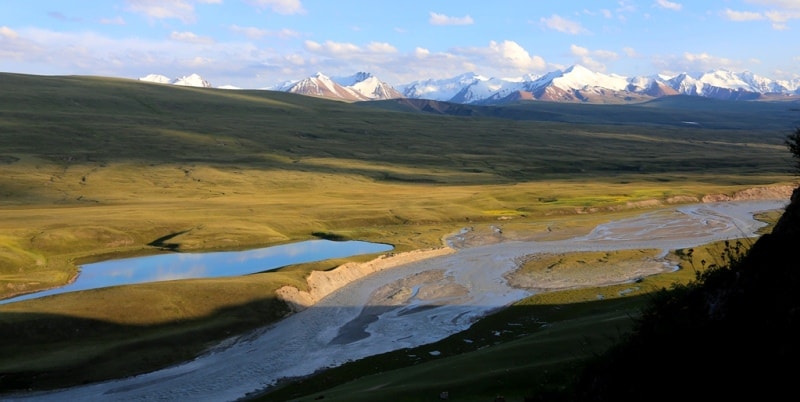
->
1, 71, 799, 401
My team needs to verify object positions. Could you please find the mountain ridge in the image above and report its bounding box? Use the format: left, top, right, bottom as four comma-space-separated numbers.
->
140, 65, 800, 104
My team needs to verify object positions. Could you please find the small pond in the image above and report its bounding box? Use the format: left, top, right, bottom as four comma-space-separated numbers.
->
1, 239, 393, 305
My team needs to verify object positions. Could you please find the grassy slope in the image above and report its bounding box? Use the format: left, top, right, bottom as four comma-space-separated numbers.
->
0, 72, 796, 393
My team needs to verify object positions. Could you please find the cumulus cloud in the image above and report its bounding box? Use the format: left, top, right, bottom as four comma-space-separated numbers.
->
124, 0, 221, 23
654, 0, 682, 11
745, 0, 800, 9
0, 25, 272, 85
246, 0, 305, 15
429, 12, 474, 26
764, 9, 800, 29
366, 42, 398, 53
570, 44, 618, 71
230, 25, 299, 39
445, 40, 546, 77
487, 40, 546, 70
304, 40, 360, 57
654, 51, 742, 74
0, 26, 19, 39
539, 14, 589, 34
302, 40, 398, 66
723, 9, 765, 21
725, 1, 800, 29
170, 31, 214, 44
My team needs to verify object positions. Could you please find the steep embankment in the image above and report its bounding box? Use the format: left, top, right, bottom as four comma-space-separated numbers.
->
275, 247, 455, 312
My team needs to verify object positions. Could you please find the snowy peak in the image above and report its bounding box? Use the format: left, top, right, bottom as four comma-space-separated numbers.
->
284, 72, 368, 101
139, 74, 171, 84
172, 73, 212, 88
269, 65, 798, 104
549, 64, 630, 92
398, 73, 486, 102
139, 73, 212, 88
333, 72, 404, 100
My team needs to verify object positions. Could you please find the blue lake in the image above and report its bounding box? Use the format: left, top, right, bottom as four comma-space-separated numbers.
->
0, 239, 393, 305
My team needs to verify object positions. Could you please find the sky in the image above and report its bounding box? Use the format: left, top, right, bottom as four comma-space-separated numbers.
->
1, 0, 800, 89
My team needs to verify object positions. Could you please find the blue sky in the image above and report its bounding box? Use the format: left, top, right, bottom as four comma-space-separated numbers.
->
1, 0, 799, 88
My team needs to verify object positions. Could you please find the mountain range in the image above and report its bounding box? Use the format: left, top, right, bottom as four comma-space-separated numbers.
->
140, 65, 800, 104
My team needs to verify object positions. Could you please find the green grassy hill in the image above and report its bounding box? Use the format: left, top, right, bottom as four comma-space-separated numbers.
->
0, 72, 797, 395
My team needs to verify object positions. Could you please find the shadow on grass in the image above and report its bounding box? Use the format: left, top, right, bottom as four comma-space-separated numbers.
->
147, 230, 192, 251
0, 295, 290, 393
253, 295, 653, 402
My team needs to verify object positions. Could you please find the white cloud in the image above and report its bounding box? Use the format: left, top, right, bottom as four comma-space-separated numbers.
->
764, 9, 800, 29
539, 14, 589, 34
429, 12, 474, 26
230, 25, 299, 40
304, 40, 360, 57
745, 0, 800, 9
246, 0, 305, 15
728, 1, 800, 29
366, 42, 398, 53
230, 25, 269, 39
487, 40, 546, 70
284, 53, 305, 66
654, 52, 742, 74
570, 44, 618, 71
654, 0, 682, 11
125, 0, 200, 23
0, 26, 19, 39
723, 9, 765, 21
170, 31, 214, 44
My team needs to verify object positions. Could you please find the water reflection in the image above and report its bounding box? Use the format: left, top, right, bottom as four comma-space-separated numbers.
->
1, 240, 393, 305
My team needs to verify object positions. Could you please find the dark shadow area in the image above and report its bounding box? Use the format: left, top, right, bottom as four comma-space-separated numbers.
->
0, 295, 291, 393
252, 294, 653, 402
146, 230, 191, 251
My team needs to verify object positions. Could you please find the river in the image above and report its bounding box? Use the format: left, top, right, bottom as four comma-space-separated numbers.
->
1, 200, 787, 402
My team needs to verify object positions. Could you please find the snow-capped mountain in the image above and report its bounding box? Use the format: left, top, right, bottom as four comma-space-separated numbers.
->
139, 74, 171, 84
172, 74, 212, 88
138, 66, 800, 104
138, 73, 212, 88
272, 72, 404, 101
333, 72, 403, 100
279, 72, 368, 101
397, 73, 487, 102
403, 65, 799, 104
